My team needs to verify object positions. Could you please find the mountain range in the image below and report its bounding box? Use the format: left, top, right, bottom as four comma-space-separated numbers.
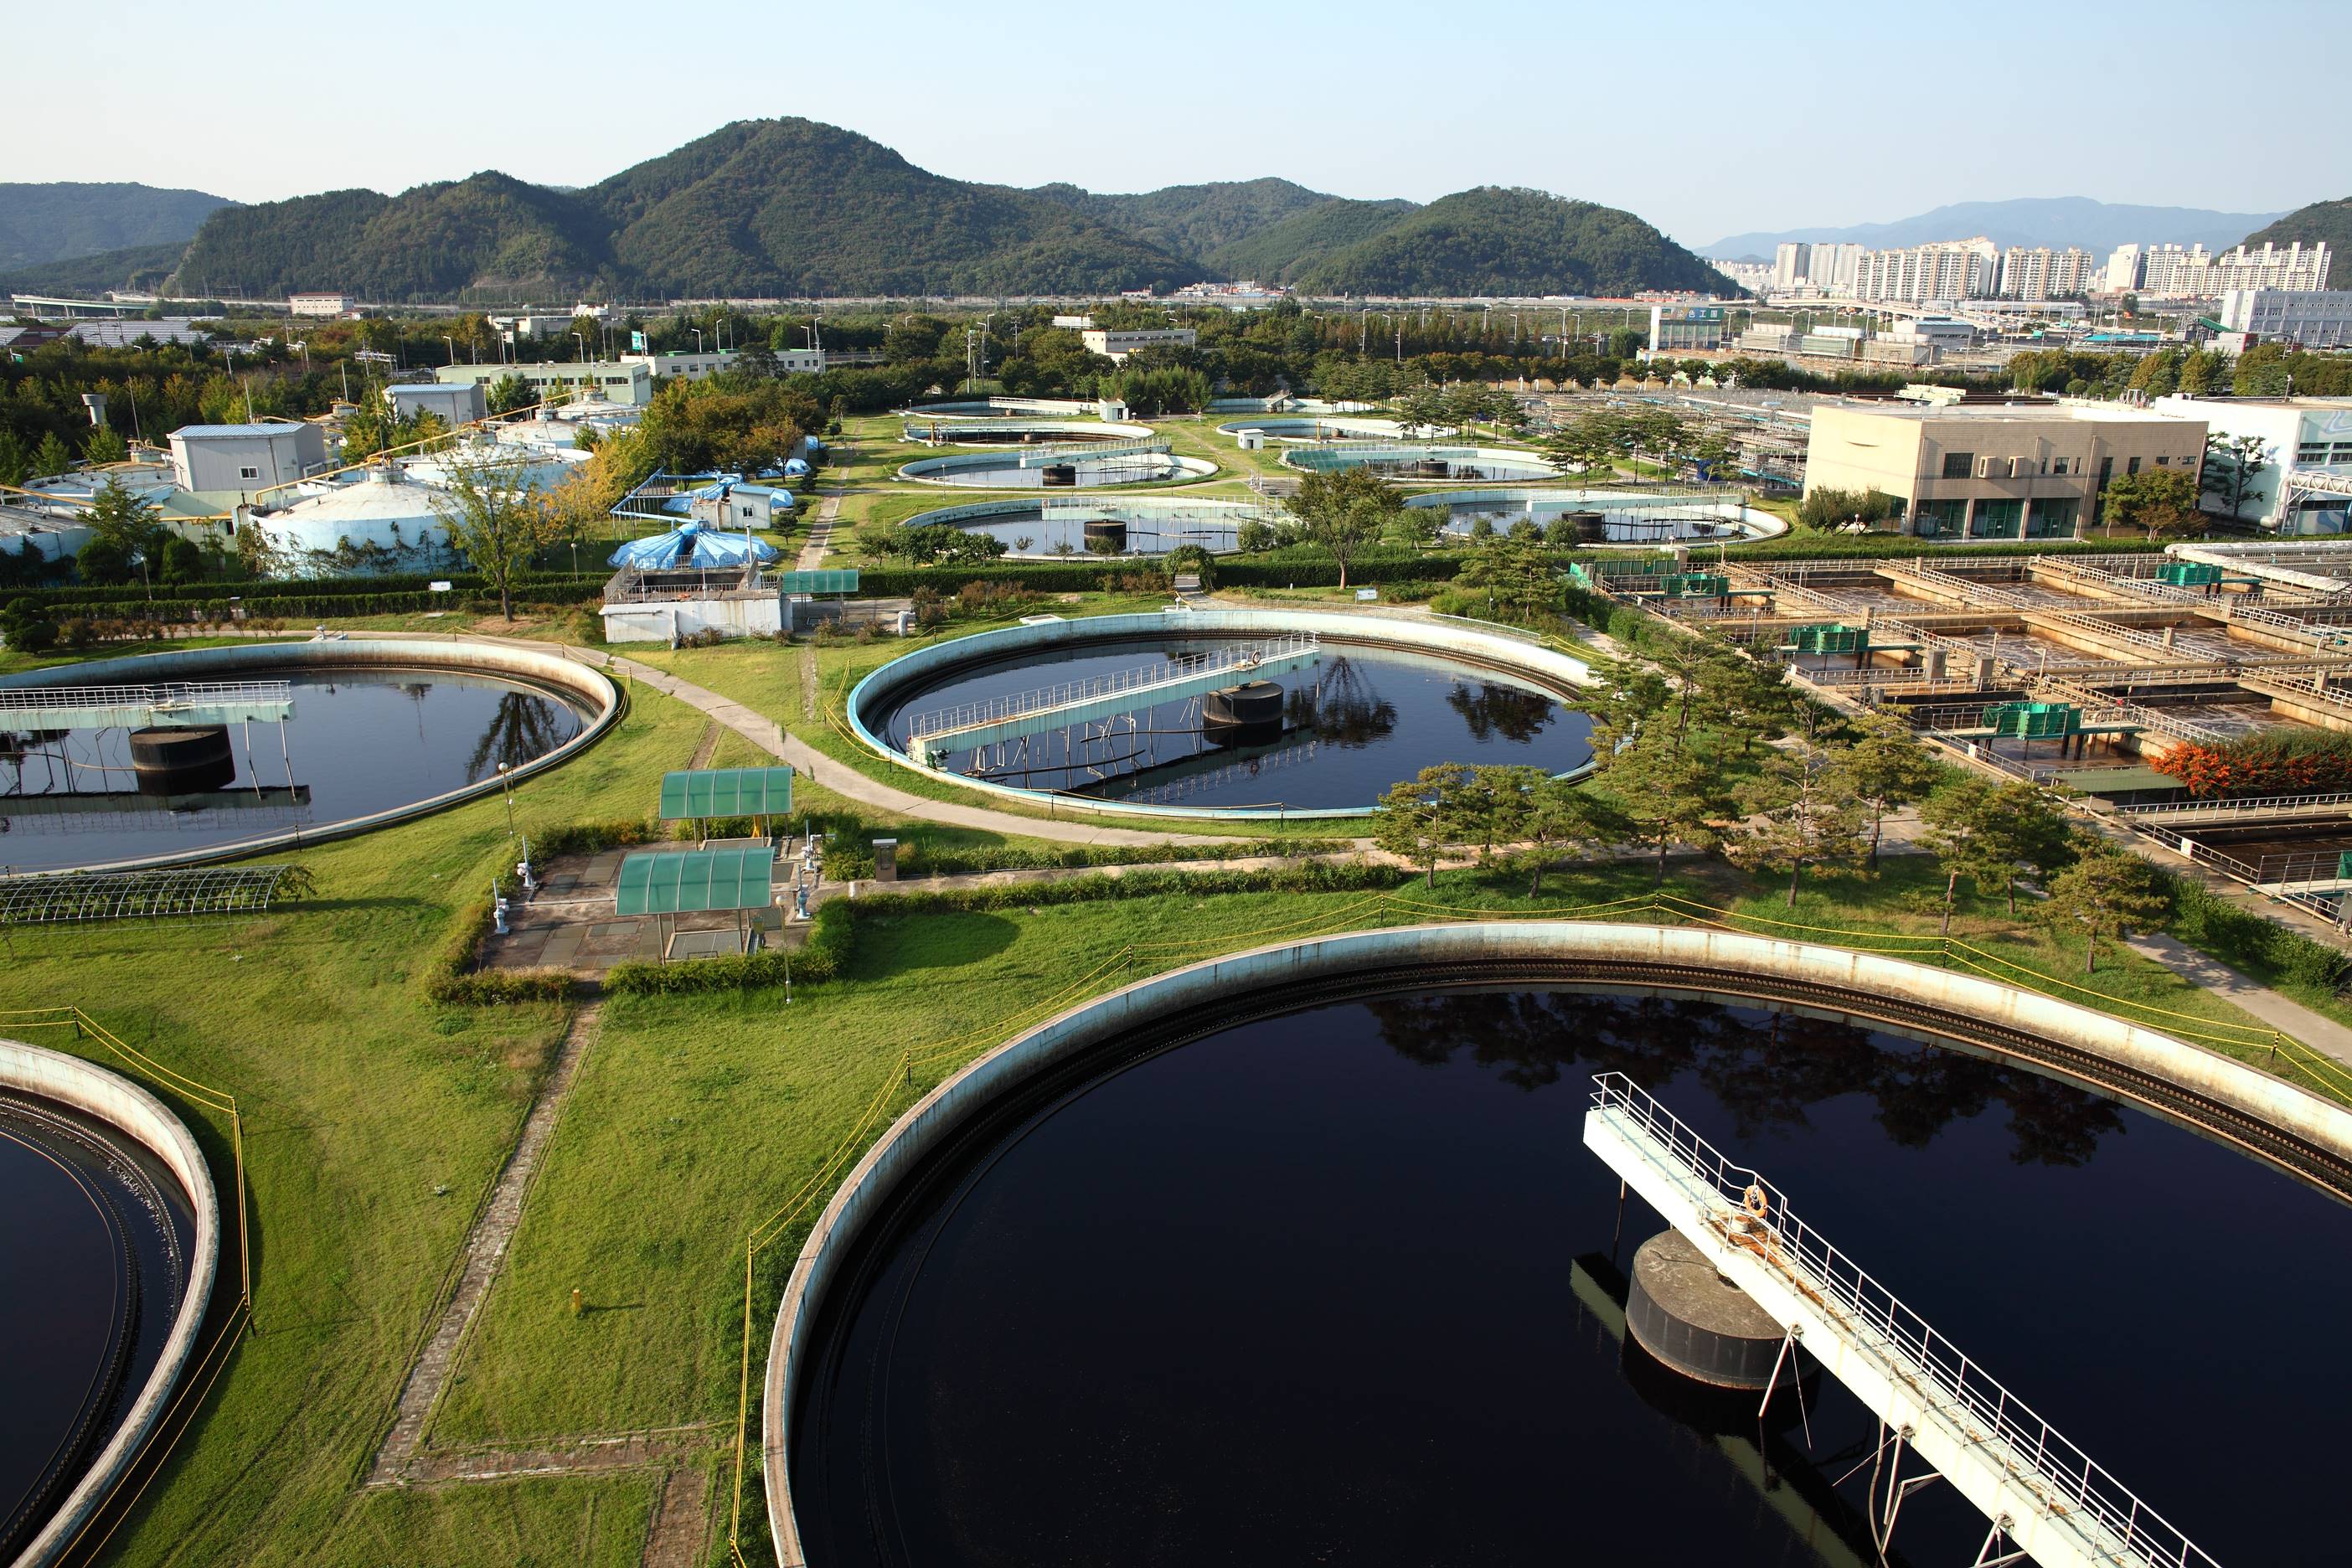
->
0, 181, 235, 272
1704, 197, 2288, 260
4, 121, 1736, 303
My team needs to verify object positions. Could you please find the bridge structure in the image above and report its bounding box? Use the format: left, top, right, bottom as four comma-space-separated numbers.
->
0, 680, 295, 731
1584, 1071, 2221, 1568
905, 634, 1320, 767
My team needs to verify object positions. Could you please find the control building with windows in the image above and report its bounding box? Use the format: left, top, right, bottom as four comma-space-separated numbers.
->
167, 422, 329, 493
2216, 290, 2352, 349
1646, 304, 1727, 355
1802, 405, 2206, 540
1080, 327, 1197, 364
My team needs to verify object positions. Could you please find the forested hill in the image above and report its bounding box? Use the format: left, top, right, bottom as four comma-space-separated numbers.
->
166, 120, 1194, 300
1290, 188, 1739, 298
159, 121, 1735, 300
2239, 198, 2352, 288
1027, 178, 1337, 266
0, 182, 235, 271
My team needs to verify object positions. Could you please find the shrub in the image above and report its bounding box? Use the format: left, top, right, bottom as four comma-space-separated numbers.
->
2150, 730, 2352, 798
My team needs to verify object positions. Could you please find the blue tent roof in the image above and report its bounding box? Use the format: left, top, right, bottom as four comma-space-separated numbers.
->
606, 519, 781, 570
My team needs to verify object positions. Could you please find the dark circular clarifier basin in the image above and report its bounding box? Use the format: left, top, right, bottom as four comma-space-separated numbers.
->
790, 986, 2348, 1568
0, 1094, 195, 1558
876, 636, 1592, 810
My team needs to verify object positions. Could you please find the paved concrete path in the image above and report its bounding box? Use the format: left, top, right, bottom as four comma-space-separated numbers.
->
794, 484, 844, 570
2123, 931, 2352, 1072
369, 1003, 603, 1486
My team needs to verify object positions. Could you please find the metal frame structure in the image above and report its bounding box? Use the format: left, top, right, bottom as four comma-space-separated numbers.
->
0, 864, 302, 923
1587, 1071, 2220, 1568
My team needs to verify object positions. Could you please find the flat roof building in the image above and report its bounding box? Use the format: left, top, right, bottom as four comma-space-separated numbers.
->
1803, 404, 2207, 540
1648, 304, 1727, 355
388, 381, 487, 427
1081, 327, 1196, 364
618, 348, 823, 381
289, 292, 354, 317
2150, 395, 2352, 533
2217, 290, 2352, 349
167, 422, 329, 495
436, 360, 655, 407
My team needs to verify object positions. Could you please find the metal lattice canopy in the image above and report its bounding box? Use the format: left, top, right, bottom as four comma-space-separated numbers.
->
614, 848, 774, 916
657, 767, 794, 822
776, 569, 859, 596
0, 864, 302, 924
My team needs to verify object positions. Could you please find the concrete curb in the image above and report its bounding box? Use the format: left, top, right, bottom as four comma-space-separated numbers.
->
758, 919, 2352, 1566
1, 1037, 220, 1568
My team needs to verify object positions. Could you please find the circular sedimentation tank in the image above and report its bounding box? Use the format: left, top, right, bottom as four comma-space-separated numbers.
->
1281, 442, 1560, 482
0, 1038, 217, 1567
770, 923, 2352, 1568
0, 639, 618, 873
899, 496, 1277, 558
897, 446, 1217, 489
849, 610, 1596, 818
1405, 487, 1789, 545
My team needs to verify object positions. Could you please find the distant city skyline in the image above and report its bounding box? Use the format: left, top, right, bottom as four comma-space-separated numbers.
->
10, 0, 2345, 249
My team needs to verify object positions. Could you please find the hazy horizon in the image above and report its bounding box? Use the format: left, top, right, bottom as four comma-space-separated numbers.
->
9, 0, 2345, 250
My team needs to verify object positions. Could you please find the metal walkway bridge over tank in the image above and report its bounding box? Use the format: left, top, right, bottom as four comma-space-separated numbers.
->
905, 634, 1322, 767
0, 680, 295, 730
1584, 1072, 2220, 1568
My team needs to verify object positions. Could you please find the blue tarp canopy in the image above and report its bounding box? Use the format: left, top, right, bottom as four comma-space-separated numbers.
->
606, 520, 781, 570
782, 457, 812, 476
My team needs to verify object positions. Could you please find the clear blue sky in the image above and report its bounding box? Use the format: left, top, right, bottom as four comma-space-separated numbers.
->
13, 0, 2346, 248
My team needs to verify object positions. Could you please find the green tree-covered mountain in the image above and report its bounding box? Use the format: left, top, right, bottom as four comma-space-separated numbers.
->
1291, 188, 1737, 297
584, 120, 1192, 297
2240, 198, 2352, 288
0, 182, 235, 271
1204, 197, 1423, 282
1027, 177, 1337, 265
0, 240, 191, 297
153, 122, 1736, 301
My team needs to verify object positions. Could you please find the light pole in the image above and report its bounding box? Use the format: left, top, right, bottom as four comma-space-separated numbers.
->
691, 328, 706, 356
443, 335, 456, 367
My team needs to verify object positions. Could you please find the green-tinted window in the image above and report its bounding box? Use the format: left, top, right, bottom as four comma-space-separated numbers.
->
1940, 451, 1974, 479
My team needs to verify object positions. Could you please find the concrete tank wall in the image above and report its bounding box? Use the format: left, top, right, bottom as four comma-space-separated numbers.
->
0, 1036, 220, 1568
756, 919, 2352, 1566
0, 638, 621, 872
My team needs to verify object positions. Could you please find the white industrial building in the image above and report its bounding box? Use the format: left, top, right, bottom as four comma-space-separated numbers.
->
289, 293, 354, 317
387, 381, 487, 426
1081, 327, 1198, 363
2216, 290, 2352, 348
168, 423, 329, 494
2151, 395, 2352, 532
618, 348, 823, 380
436, 360, 655, 407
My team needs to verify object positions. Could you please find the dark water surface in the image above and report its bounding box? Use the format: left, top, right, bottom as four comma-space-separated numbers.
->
875, 637, 1592, 810
0, 668, 586, 871
0, 1096, 195, 1557
792, 988, 2344, 1568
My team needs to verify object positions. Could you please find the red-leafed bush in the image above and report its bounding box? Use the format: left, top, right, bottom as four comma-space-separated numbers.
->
2151, 730, 2352, 797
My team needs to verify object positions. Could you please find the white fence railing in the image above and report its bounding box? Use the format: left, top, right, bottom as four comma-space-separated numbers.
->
1592, 1072, 2222, 1568
906, 634, 1320, 742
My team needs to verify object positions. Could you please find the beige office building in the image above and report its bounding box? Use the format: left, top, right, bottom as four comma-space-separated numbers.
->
1803, 405, 2207, 539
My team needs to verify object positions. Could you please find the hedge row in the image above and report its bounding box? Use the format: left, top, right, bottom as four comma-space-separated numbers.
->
39, 582, 608, 623
15, 569, 608, 610
605, 897, 854, 995
820, 835, 1352, 881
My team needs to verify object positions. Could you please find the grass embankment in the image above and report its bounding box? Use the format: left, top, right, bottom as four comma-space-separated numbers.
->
2, 637, 2343, 1567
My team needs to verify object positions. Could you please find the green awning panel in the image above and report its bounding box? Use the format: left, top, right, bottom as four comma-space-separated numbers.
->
776, 569, 860, 595
657, 766, 794, 821
615, 847, 776, 916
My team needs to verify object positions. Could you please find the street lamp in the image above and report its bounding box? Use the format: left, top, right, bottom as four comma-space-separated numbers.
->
691, 328, 706, 356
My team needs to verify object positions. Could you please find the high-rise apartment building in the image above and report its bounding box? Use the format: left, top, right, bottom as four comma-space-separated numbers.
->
1994, 246, 2096, 301
1852, 239, 2000, 303
2099, 241, 2329, 297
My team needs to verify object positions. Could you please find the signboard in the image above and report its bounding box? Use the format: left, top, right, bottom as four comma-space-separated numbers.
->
428, 580, 453, 593
632, 330, 647, 353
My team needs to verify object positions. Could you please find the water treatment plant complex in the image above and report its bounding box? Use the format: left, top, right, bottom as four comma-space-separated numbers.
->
14, 390, 2352, 1568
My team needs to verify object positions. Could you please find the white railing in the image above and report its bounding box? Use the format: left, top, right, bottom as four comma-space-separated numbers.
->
906, 634, 1320, 742
0, 679, 294, 715
1591, 1072, 2222, 1568
2119, 791, 2352, 819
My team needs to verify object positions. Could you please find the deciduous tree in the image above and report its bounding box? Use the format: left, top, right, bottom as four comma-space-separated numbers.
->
1283, 466, 1400, 591
431, 461, 560, 621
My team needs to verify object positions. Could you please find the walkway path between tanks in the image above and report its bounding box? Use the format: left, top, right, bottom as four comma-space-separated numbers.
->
2123, 932, 2352, 1072
794, 483, 843, 570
